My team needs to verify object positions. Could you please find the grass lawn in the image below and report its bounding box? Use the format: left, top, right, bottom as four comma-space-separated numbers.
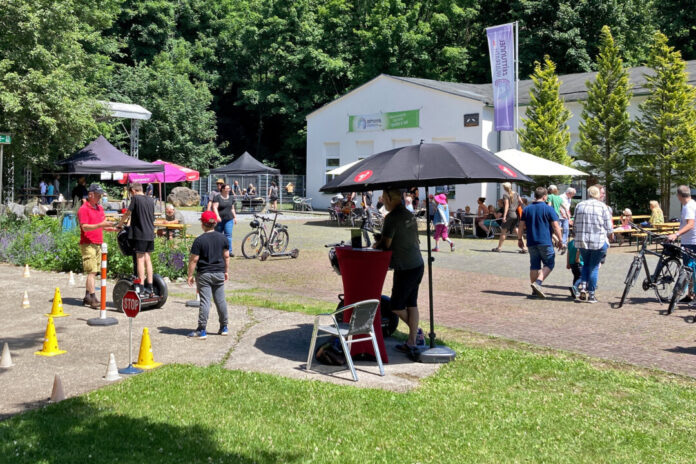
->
1, 321, 696, 463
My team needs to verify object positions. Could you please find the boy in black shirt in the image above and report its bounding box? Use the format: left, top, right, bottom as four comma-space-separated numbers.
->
116, 182, 156, 295
186, 211, 230, 339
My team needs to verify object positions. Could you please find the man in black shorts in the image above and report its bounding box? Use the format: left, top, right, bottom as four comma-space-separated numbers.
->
116, 182, 156, 296
373, 188, 424, 360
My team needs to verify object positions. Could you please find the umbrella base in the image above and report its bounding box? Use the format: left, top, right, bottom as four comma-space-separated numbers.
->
418, 345, 456, 363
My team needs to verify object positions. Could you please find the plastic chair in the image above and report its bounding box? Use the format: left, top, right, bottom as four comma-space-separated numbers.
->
306, 299, 384, 381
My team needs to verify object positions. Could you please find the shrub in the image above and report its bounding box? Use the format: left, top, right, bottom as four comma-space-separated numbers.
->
0, 215, 189, 280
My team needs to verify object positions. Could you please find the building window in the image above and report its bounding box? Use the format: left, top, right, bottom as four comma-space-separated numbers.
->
325, 143, 340, 184
392, 138, 412, 148
356, 140, 374, 159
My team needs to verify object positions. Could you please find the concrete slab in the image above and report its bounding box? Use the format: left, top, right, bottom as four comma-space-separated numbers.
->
225, 307, 441, 391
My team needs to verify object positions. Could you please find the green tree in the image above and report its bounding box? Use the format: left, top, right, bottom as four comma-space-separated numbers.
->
633, 32, 696, 213
101, 59, 220, 172
0, 0, 121, 172
576, 26, 632, 206
518, 56, 572, 184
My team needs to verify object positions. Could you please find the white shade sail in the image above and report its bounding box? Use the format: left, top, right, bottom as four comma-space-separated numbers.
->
494, 149, 588, 177
326, 159, 363, 176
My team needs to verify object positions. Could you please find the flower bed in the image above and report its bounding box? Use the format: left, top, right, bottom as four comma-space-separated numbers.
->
0, 215, 189, 280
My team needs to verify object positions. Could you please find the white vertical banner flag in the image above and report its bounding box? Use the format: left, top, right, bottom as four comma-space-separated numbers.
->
486, 23, 515, 131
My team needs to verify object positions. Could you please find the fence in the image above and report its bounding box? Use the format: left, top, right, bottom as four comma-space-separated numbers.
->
192, 174, 307, 209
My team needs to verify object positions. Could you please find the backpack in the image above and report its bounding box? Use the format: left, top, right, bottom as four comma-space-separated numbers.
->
315, 339, 346, 365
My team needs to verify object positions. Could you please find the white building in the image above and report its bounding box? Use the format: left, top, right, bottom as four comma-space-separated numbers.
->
305, 61, 696, 216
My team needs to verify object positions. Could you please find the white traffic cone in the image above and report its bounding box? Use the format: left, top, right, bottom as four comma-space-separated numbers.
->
0, 342, 13, 368
22, 291, 30, 309
50, 374, 65, 402
104, 353, 121, 381
68, 271, 76, 286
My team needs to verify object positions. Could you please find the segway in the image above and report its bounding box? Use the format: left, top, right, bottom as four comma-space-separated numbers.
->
112, 227, 168, 312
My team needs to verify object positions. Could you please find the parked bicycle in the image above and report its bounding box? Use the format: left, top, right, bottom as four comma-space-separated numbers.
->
666, 245, 696, 321
293, 196, 313, 211
618, 223, 680, 308
241, 210, 290, 259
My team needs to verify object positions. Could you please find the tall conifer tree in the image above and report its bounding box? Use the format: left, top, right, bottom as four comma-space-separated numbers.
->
634, 32, 696, 213
576, 26, 632, 205
518, 56, 572, 184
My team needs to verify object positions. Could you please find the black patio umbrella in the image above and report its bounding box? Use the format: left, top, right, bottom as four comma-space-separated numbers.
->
320, 141, 533, 361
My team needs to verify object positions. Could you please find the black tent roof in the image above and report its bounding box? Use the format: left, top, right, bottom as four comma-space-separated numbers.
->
210, 151, 279, 175
57, 136, 164, 174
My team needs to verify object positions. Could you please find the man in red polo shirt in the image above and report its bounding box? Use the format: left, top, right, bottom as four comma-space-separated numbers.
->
77, 184, 111, 308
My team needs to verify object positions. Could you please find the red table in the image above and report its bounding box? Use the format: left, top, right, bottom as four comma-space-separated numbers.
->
335, 246, 392, 363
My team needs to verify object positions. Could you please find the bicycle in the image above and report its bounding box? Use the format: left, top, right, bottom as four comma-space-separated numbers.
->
241, 210, 290, 259
666, 245, 696, 320
292, 196, 313, 211
618, 223, 681, 308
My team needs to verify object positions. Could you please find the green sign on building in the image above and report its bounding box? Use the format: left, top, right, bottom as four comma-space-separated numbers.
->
383, 110, 419, 130
348, 110, 420, 132
0, 134, 10, 144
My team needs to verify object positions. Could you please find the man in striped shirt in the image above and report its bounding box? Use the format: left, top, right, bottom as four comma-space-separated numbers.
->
573, 185, 614, 303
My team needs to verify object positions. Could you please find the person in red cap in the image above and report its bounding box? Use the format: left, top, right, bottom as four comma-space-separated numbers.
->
186, 211, 230, 339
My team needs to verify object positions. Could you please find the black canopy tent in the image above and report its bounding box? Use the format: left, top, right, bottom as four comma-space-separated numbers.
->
57, 135, 164, 205
210, 152, 280, 207
58, 136, 164, 174
210, 151, 279, 176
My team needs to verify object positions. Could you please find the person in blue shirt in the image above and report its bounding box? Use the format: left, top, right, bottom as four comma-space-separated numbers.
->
566, 233, 584, 299
517, 186, 564, 298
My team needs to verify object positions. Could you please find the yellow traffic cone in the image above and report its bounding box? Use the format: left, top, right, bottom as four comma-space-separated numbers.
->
23, 264, 30, 278
50, 374, 65, 402
22, 291, 30, 309
45, 287, 69, 317
132, 328, 162, 369
35, 317, 67, 357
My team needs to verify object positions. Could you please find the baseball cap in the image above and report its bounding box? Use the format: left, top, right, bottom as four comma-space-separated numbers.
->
88, 184, 105, 195
200, 211, 217, 225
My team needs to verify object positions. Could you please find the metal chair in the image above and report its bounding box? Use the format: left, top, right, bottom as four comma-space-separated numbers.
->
306, 299, 384, 381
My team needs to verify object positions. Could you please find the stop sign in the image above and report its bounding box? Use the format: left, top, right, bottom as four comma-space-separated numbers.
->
121, 290, 141, 318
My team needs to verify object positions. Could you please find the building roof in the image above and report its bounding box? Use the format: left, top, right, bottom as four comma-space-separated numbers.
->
393, 60, 696, 106
306, 60, 696, 119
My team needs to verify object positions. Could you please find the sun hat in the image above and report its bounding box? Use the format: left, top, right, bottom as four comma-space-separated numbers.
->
434, 193, 448, 205
216, 178, 225, 184
623, 208, 632, 216
200, 211, 217, 225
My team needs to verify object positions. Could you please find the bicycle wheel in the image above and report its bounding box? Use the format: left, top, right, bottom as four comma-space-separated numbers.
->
667, 267, 691, 315
241, 230, 264, 259
655, 257, 681, 302
269, 229, 289, 254
619, 259, 642, 308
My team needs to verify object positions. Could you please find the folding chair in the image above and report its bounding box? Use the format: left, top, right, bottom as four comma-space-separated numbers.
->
306, 299, 384, 381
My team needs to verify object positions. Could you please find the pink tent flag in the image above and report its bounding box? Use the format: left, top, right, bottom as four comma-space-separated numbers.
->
123, 160, 199, 183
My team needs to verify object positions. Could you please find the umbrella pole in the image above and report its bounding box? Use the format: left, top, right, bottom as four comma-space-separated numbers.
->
425, 186, 435, 349
418, 186, 456, 364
